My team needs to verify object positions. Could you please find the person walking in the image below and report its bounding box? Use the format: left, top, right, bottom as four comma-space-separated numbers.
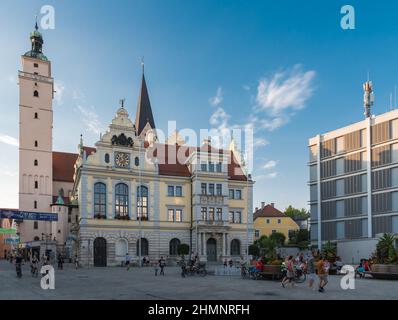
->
125, 253, 131, 271
281, 256, 294, 288
316, 256, 329, 293
159, 256, 166, 276
57, 253, 64, 270
153, 261, 159, 276
306, 252, 316, 290
74, 254, 79, 270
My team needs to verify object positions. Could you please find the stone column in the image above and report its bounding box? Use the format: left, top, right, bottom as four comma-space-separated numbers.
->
222, 233, 225, 256
203, 233, 207, 257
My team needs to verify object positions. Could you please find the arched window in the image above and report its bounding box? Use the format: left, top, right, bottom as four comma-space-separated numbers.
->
34, 200, 37, 209
34, 181, 38, 189
34, 159, 38, 166
115, 183, 129, 219
136, 238, 149, 256
169, 238, 181, 256
230, 239, 241, 256
34, 140, 38, 147
33, 90, 39, 97
94, 182, 107, 218
115, 238, 128, 261
104, 153, 110, 164
34, 112, 38, 119
135, 157, 139, 166
137, 185, 148, 221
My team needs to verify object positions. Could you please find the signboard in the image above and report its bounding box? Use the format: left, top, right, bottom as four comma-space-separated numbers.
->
0, 228, 17, 234
4, 237, 20, 244
0, 209, 58, 221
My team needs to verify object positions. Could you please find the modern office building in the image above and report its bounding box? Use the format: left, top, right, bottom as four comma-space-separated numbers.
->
309, 81, 398, 250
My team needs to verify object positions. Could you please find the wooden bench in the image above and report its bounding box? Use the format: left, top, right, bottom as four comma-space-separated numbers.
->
254, 265, 283, 280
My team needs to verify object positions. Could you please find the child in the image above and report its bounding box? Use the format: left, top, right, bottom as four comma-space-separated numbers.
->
153, 261, 159, 276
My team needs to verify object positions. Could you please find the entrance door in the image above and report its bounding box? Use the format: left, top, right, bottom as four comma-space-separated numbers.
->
206, 238, 217, 262
94, 237, 107, 267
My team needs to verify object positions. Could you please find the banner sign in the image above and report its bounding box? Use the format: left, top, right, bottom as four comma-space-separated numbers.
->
0, 228, 17, 234
0, 209, 58, 221
4, 237, 20, 244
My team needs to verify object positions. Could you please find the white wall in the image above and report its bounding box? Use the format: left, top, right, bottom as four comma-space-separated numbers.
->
337, 238, 378, 264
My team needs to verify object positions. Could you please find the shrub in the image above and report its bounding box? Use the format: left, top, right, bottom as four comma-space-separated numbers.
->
177, 243, 190, 256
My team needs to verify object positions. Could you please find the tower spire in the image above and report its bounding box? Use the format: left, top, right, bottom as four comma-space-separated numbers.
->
23, 18, 48, 61
135, 62, 156, 136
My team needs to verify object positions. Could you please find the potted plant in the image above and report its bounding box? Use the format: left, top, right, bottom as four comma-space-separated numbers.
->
370, 233, 398, 274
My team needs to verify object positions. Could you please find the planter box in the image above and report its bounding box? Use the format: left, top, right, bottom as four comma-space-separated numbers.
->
371, 264, 398, 273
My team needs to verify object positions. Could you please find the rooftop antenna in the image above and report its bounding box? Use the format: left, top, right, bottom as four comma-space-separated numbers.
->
363, 80, 374, 118
141, 56, 145, 75
390, 93, 393, 111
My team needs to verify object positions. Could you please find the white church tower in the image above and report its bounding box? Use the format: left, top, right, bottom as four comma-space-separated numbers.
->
18, 22, 54, 243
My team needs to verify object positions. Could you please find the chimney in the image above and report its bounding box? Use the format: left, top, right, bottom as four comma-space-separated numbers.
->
261, 202, 265, 209
270, 203, 275, 208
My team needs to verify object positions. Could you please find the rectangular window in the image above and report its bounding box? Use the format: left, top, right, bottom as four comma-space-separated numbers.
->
216, 162, 222, 172
209, 162, 215, 172
175, 209, 182, 222
33, 221, 38, 230
209, 207, 215, 221
201, 183, 207, 195
201, 163, 207, 171
235, 190, 242, 200
209, 184, 215, 195
34, 63, 39, 68
216, 184, 222, 196
168, 186, 174, 197
255, 230, 260, 237
34, 201, 37, 209
234, 211, 242, 223
229, 189, 234, 199
216, 208, 222, 221
201, 207, 207, 221
277, 219, 281, 224
176, 186, 182, 197
168, 209, 174, 222
266, 219, 270, 224
229, 211, 234, 223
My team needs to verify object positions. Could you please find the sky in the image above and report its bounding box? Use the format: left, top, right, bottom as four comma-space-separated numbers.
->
1, 0, 398, 211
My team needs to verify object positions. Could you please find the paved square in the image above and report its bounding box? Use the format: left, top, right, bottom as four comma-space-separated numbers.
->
0, 261, 397, 300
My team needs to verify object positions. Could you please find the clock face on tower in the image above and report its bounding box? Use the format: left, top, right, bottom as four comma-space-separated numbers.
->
114, 152, 130, 168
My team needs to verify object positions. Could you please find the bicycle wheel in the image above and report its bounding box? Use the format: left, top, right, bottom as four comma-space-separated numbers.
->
295, 273, 306, 283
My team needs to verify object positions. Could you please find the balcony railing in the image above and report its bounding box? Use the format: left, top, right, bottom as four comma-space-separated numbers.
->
18, 71, 54, 84
199, 195, 225, 206
196, 219, 227, 227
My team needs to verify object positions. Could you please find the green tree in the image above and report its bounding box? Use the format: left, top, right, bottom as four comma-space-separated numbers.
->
256, 235, 278, 260
248, 244, 260, 257
375, 233, 397, 264
177, 243, 190, 256
284, 205, 310, 220
269, 232, 286, 246
289, 229, 309, 245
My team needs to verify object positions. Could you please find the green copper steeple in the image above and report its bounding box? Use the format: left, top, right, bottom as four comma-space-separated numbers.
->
23, 20, 48, 61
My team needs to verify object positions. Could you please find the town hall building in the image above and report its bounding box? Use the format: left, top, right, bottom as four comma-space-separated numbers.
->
14, 24, 254, 266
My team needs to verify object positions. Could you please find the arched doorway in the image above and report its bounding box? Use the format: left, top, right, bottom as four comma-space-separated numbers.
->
206, 238, 217, 261
169, 238, 180, 256
115, 238, 128, 262
136, 238, 149, 256
94, 237, 107, 267
230, 239, 241, 256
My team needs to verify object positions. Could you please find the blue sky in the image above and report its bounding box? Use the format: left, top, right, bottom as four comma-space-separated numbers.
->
1, 0, 398, 211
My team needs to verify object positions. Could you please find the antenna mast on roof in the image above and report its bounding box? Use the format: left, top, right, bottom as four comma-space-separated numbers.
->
363, 80, 374, 118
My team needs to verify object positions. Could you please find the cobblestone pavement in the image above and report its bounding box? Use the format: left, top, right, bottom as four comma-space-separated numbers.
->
0, 260, 397, 300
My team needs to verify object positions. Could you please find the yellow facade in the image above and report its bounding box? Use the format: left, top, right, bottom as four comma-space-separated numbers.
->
253, 216, 299, 240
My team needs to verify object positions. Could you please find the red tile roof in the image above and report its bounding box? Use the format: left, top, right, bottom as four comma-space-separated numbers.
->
52, 144, 248, 182
52, 151, 78, 183
253, 204, 287, 220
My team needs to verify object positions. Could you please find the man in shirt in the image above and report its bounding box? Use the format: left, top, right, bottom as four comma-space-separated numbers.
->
316, 256, 329, 293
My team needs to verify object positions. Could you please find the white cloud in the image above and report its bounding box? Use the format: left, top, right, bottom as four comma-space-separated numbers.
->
255, 172, 278, 180
76, 105, 104, 135
209, 107, 230, 128
253, 137, 269, 148
54, 81, 65, 105
209, 87, 223, 106
0, 134, 18, 147
259, 116, 290, 131
242, 85, 251, 91
263, 160, 277, 169
256, 64, 316, 115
